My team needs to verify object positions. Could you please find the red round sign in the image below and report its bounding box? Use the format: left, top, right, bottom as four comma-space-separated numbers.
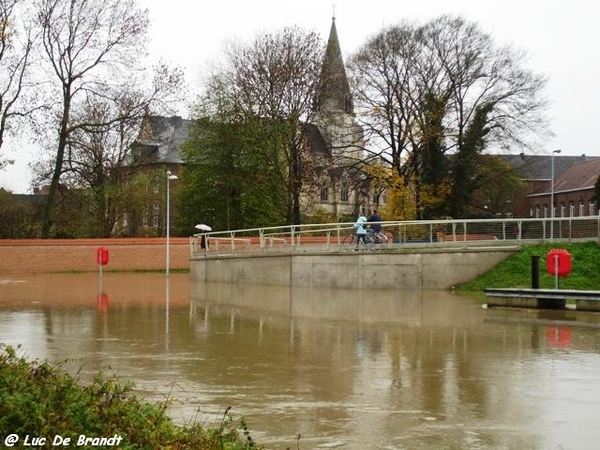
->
546, 248, 571, 277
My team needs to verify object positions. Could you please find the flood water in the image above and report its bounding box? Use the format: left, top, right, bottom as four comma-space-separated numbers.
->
1, 272, 600, 450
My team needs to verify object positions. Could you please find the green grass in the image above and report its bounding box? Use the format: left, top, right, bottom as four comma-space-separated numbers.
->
458, 241, 600, 292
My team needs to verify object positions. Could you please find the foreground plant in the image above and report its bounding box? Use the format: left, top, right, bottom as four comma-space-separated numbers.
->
0, 345, 262, 449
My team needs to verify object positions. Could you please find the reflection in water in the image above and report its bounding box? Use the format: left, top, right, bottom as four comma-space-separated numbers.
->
1, 273, 600, 449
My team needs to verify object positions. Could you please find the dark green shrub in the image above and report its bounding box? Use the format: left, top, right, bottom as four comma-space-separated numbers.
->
0, 345, 262, 449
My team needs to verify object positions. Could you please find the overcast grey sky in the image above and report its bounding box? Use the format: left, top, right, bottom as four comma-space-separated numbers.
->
1, 0, 598, 193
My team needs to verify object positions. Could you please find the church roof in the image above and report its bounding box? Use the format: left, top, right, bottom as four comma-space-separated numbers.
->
127, 115, 191, 165
313, 17, 353, 115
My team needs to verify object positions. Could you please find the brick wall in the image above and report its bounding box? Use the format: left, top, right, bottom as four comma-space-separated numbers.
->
0, 238, 191, 273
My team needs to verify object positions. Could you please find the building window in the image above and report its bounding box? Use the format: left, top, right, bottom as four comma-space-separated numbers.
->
590, 201, 596, 216
579, 200, 585, 217
560, 203, 566, 218
154, 204, 160, 227
543, 204, 548, 218
535, 205, 540, 218
340, 184, 349, 202
320, 186, 329, 202
569, 201, 574, 217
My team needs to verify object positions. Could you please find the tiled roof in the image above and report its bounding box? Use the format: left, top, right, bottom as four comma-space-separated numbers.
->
303, 123, 330, 156
553, 158, 600, 192
499, 154, 597, 180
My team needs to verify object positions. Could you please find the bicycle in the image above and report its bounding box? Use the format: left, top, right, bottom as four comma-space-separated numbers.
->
342, 229, 389, 251
369, 229, 389, 245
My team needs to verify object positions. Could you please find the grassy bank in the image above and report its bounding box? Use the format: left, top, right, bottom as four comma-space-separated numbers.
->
458, 241, 600, 292
0, 345, 263, 450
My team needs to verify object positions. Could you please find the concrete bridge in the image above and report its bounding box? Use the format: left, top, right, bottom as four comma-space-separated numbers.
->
190, 246, 518, 290
188, 216, 600, 290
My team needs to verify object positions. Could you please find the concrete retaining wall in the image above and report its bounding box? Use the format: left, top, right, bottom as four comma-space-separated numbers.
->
190, 248, 517, 290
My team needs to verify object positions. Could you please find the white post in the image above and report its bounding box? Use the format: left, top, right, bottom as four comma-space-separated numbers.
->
554, 253, 559, 290
550, 149, 561, 239
166, 170, 178, 276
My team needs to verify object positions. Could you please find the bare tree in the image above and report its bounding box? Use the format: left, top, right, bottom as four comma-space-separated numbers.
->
349, 15, 549, 218
0, 0, 35, 163
200, 27, 325, 224
63, 98, 141, 236
34, 0, 153, 237
349, 23, 420, 174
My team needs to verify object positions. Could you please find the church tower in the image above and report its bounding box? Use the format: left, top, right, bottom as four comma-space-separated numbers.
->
312, 16, 364, 161
301, 16, 377, 219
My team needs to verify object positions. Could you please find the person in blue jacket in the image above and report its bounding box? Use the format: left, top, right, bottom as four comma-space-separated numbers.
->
354, 212, 368, 249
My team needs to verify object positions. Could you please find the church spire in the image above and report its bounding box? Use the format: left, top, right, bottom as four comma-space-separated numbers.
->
314, 16, 353, 114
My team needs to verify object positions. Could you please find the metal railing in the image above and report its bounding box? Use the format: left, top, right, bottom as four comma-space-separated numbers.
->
190, 216, 600, 257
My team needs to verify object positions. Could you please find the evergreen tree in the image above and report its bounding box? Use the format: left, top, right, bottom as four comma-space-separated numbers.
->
449, 102, 493, 218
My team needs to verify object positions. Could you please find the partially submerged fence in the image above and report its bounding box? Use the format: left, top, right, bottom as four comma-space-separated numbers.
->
190, 216, 600, 256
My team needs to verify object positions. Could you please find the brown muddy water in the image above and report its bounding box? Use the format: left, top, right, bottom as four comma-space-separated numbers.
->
1, 272, 600, 449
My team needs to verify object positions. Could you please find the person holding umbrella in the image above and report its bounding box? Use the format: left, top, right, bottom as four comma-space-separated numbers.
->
195, 224, 212, 250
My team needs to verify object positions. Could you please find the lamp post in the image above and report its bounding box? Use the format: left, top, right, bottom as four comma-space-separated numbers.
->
550, 149, 561, 239
166, 170, 178, 276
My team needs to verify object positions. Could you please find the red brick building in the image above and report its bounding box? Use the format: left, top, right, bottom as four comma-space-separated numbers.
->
525, 156, 600, 219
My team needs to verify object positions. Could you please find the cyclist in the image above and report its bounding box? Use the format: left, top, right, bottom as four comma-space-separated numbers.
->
367, 209, 382, 241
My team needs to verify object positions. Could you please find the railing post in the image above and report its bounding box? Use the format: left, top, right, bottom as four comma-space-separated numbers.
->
542, 220, 547, 242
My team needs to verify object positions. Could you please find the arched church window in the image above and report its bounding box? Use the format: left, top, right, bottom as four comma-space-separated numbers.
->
340, 184, 349, 202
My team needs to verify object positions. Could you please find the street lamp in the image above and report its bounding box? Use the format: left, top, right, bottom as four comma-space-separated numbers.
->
166, 170, 178, 276
550, 149, 561, 239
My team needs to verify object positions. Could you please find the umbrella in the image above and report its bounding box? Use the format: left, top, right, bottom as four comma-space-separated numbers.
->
195, 224, 212, 232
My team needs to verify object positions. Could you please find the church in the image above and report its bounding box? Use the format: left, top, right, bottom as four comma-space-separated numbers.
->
127, 18, 384, 235
302, 16, 385, 219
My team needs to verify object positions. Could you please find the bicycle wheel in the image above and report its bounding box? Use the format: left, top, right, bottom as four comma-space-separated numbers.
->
363, 234, 375, 250
377, 232, 390, 246
342, 234, 356, 251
